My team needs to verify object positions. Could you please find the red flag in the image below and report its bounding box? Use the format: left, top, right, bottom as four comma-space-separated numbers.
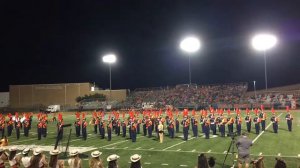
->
227, 109, 231, 115
260, 104, 264, 111
271, 107, 275, 114
76, 112, 81, 119
286, 106, 290, 112
58, 113, 63, 121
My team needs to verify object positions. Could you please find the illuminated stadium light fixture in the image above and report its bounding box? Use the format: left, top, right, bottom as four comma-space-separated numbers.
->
102, 54, 117, 95
179, 36, 201, 85
251, 33, 278, 91
180, 36, 201, 53
252, 34, 277, 51
102, 54, 117, 64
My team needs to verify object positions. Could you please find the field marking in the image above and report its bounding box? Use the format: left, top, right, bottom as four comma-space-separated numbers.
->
223, 151, 227, 154
298, 154, 300, 157
207, 150, 211, 153
177, 149, 181, 151
124, 147, 129, 149
136, 147, 141, 149
259, 152, 262, 156
149, 148, 154, 150
99, 140, 128, 148
192, 149, 196, 152
10, 138, 39, 144
163, 137, 195, 151
252, 113, 283, 144
278, 153, 281, 156
180, 165, 188, 167
145, 162, 151, 164
161, 163, 168, 166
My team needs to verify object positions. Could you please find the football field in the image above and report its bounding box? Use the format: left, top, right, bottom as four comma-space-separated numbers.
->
6, 110, 300, 167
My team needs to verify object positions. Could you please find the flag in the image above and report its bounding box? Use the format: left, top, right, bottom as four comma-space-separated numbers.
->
286, 106, 290, 112
271, 107, 275, 114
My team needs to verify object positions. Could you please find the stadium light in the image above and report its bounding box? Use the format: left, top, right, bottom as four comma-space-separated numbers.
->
102, 54, 117, 91
180, 36, 201, 85
251, 33, 277, 90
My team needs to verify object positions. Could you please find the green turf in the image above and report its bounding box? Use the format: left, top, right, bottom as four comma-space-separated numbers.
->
5, 110, 300, 167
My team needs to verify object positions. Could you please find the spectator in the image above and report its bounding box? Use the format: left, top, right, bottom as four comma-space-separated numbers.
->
30, 148, 48, 168
49, 149, 64, 168
107, 154, 119, 168
0, 147, 8, 168
21, 148, 31, 168
196, 153, 209, 168
89, 150, 103, 168
0, 136, 8, 147
275, 157, 286, 168
68, 150, 82, 168
251, 156, 264, 168
8, 146, 21, 168
236, 132, 253, 168
130, 154, 142, 168
208, 156, 216, 168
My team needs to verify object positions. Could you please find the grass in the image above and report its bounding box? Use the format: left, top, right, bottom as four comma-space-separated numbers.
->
5, 110, 300, 167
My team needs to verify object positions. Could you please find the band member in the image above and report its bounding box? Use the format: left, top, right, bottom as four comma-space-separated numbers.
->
227, 116, 234, 135
235, 114, 242, 136
204, 117, 210, 139
82, 118, 87, 140
219, 116, 227, 137
182, 117, 190, 141
147, 119, 153, 138
158, 121, 164, 143
136, 119, 141, 134
270, 113, 279, 133
115, 119, 121, 136
75, 118, 81, 137
193, 119, 198, 137
131, 122, 137, 142
122, 120, 127, 137
42, 118, 47, 138
37, 119, 43, 140
0, 118, 5, 139
200, 116, 205, 133
7, 118, 14, 137
245, 113, 252, 133
23, 118, 30, 137
210, 114, 217, 135
100, 120, 105, 139
57, 119, 64, 140
175, 117, 180, 133
285, 112, 293, 132
142, 117, 147, 136
107, 122, 112, 141
253, 114, 260, 134
169, 119, 175, 138
15, 120, 21, 140
259, 111, 267, 131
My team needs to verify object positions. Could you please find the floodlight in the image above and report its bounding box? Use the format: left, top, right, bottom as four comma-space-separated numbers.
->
102, 54, 117, 64
252, 34, 277, 51
180, 37, 201, 53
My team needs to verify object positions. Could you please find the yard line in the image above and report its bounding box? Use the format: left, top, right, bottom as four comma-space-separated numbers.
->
136, 147, 141, 149
252, 113, 283, 144
149, 148, 154, 150
124, 147, 129, 149
278, 153, 281, 156
144, 162, 151, 165
176, 149, 181, 151
223, 151, 227, 154
161, 163, 168, 166
259, 152, 262, 156
180, 165, 188, 167
192, 149, 196, 152
163, 137, 195, 151
207, 150, 211, 153
99, 140, 128, 148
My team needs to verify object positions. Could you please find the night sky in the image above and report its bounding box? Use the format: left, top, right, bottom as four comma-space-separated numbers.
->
2, 1, 300, 92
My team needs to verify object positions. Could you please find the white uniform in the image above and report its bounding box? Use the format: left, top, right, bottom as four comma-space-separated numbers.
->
68, 158, 82, 168
21, 156, 31, 168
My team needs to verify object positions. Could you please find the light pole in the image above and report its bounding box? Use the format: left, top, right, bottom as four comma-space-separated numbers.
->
253, 80, 257, 101
179, 36, 201, 85
102, 54, 117, 100
251, 33, 277, 91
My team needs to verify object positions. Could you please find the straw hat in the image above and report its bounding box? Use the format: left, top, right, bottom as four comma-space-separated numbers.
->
69, 150, 79, 156
9, 146, 17, 152
50, 149, 61, 155
33, 148, 43, 155
107, 154, 120, 162
130, 154, 141, 162
91, 150, 102, 158
22, 148, 30, 155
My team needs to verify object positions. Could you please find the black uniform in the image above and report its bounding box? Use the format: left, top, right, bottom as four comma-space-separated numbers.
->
82, 120, 87, 140
285, 113, 293, 132
270, 115, 278, 133
245, 115, 252, 133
